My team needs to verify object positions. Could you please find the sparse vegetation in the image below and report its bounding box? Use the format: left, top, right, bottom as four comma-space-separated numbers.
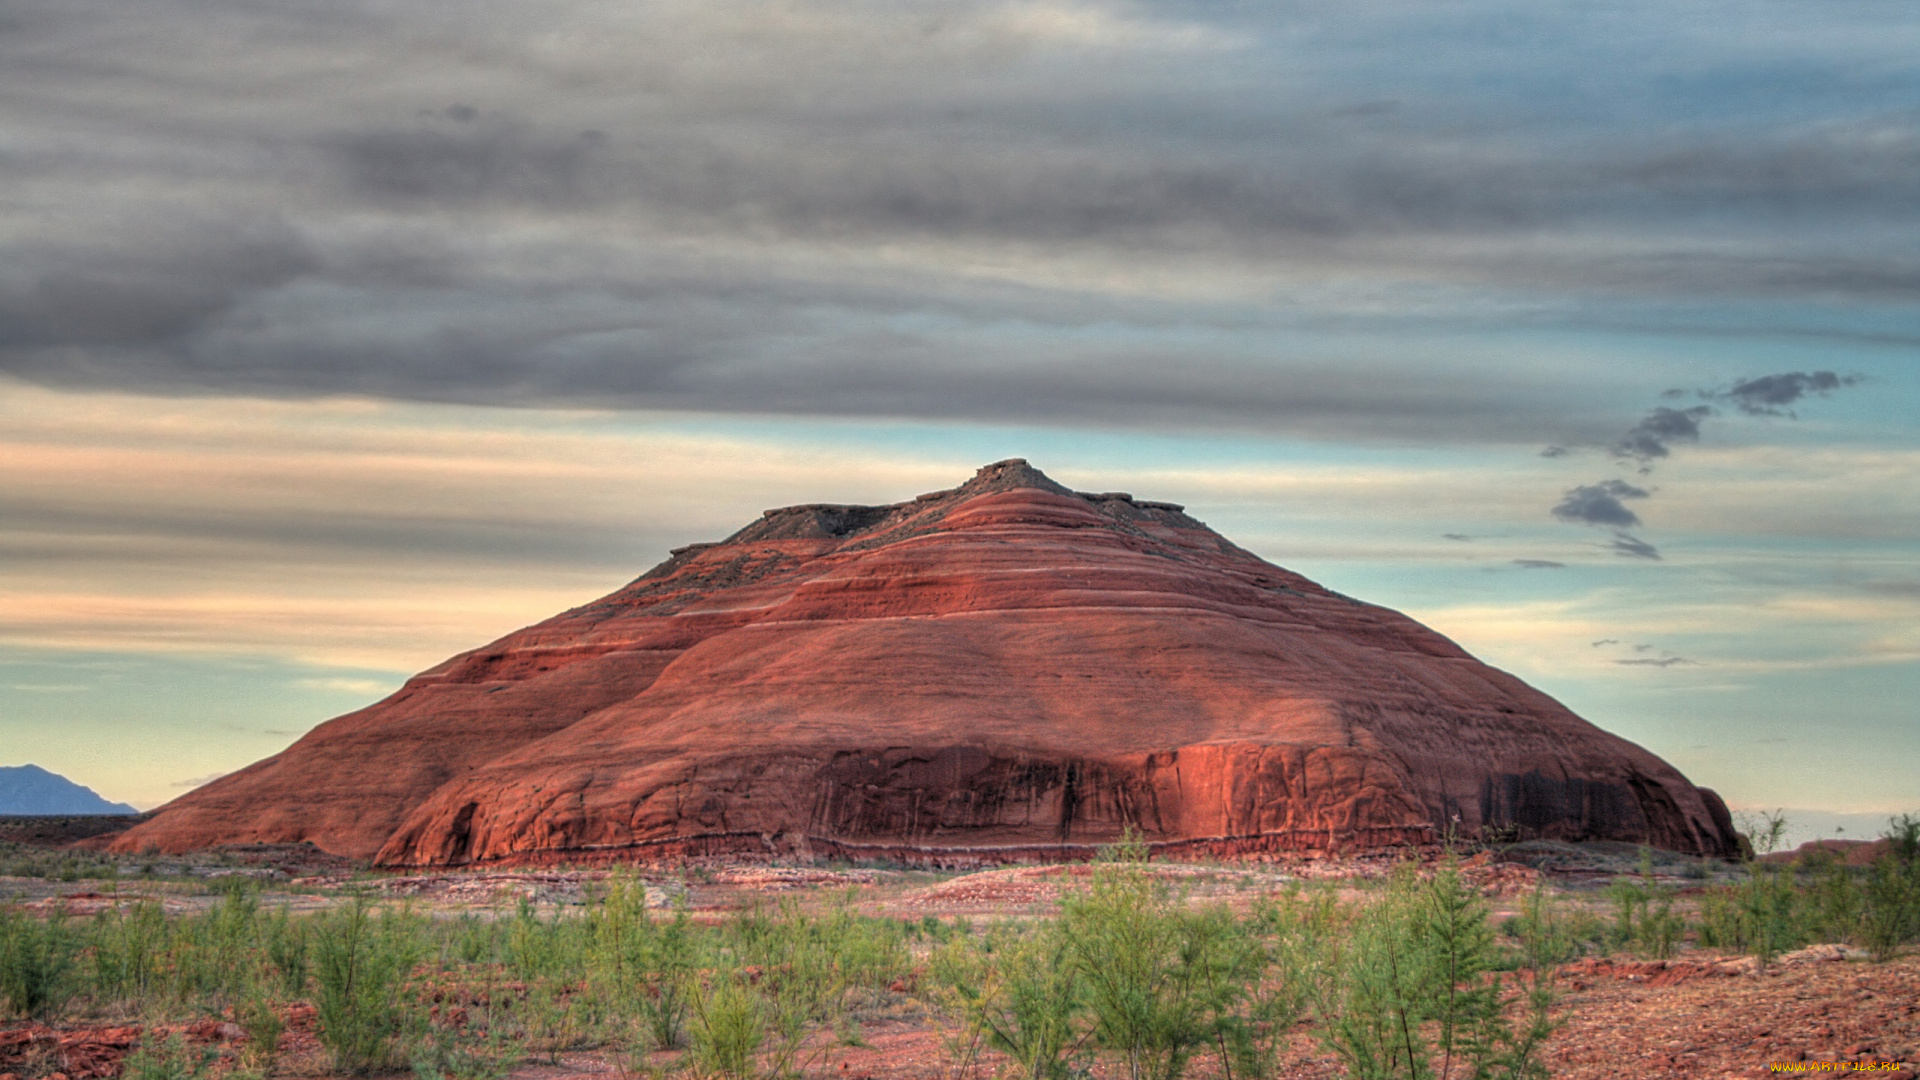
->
121, 1032, 216, 1080
3, 816, 1919, 1080
0, 906, 81, 1018
1860, 813, 1920, 962
1306, 861, 1556, 1080
932, 919, 1085, 1080
1600, 849, 1682, 959
927, 836, 1560, 1080
1690, 812, 1920, 965
312, 894, 429, 1073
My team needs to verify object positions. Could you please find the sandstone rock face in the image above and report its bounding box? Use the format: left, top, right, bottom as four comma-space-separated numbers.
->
111, 460, 1741, 865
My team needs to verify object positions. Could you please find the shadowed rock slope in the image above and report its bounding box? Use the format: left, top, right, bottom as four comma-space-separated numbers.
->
111, 460, 1741, 865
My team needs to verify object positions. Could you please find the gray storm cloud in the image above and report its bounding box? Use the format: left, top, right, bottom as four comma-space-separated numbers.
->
1547, 478, 1664, 559
1552, 480, 1650, 528
1, 0, 1916, 437
1607, 533, 1662, 560
1542, 369, 1864, 556
1715, 371, 1864, 417
1611, 405, 1714, 463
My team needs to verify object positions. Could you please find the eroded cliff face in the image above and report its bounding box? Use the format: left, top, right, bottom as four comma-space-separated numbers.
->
111, 460, 1742, 865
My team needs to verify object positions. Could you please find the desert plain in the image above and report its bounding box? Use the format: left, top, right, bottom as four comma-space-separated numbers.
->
4, 820, 1916, 1080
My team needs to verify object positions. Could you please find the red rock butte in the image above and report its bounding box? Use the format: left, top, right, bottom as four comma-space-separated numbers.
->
112, 460, 1741, 866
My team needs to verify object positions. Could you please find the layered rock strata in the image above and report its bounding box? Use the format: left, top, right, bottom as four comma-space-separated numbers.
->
111, 460, 1741, 865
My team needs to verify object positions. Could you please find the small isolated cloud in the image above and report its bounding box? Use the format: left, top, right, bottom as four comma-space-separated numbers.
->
1539, 446, 1569, 458
1552, 480, 1650, 527
1590, 639, 1620, 647
1715, 371, 1862, 416
1609, 532, 1661, 559
1511, 559, 1564, 569
1442, 533, 1473, 541
292, 677, 394, 695
1617, 656, 1699, 667
171, 771, 229, 789
1611, 405, 1713, 462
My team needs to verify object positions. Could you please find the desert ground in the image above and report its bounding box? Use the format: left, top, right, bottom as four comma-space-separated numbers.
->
3, 824, 1915, 1080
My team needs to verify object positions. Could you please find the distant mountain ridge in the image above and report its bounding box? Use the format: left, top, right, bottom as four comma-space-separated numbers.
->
0, 764, 137, 815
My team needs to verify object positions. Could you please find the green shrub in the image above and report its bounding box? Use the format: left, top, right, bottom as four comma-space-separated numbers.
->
577, 875, 698, 1049
1498, 887, 1564, 1080
409, 1026, 512, 1080
1695, 869, 1793, 963
1311, 869, 1432, 1080
1735, 809, 1788, 858
511, 980, 591, 1064
202, 880, 264, 1005
237, 992, 285, 1073
122, 1033, 216, 1080
727, 896, 906, 1048
150, 882, 264, 1009
1805, 854, 1864, 946
689, 974, 767, 1080
90, 900, 169, 1005
448, 913, 499, 968
312, 895, 428, 1074
637, 906, 697, 1051
1736, 864, 1802, 970
508, 897, 585, 982
1059, 858, 1264, 1080
1861, 814, 1920, 962
586, 875, 647, 1001
1224, 890, 1326, 1080
1601, 874, 1645, 953
265, 906, 311, 996
931, 924, 1086, 1080
1509, 881, 1579, 970
0, 908, 80, 1019
1628, 850, 1683, 960
661, 895, 909, 1078
908, 914, 956, 943
1307, 862, 1557, 1080
1422, 863, 1504, 1080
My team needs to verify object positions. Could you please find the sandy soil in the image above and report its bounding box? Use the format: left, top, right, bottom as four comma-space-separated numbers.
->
3, 852, 1915, 1080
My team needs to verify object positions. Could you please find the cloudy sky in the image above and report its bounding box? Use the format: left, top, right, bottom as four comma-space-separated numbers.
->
3, 0, 1915, 845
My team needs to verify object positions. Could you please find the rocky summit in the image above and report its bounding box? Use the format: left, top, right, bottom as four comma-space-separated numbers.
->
111, 460, 1741, 866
